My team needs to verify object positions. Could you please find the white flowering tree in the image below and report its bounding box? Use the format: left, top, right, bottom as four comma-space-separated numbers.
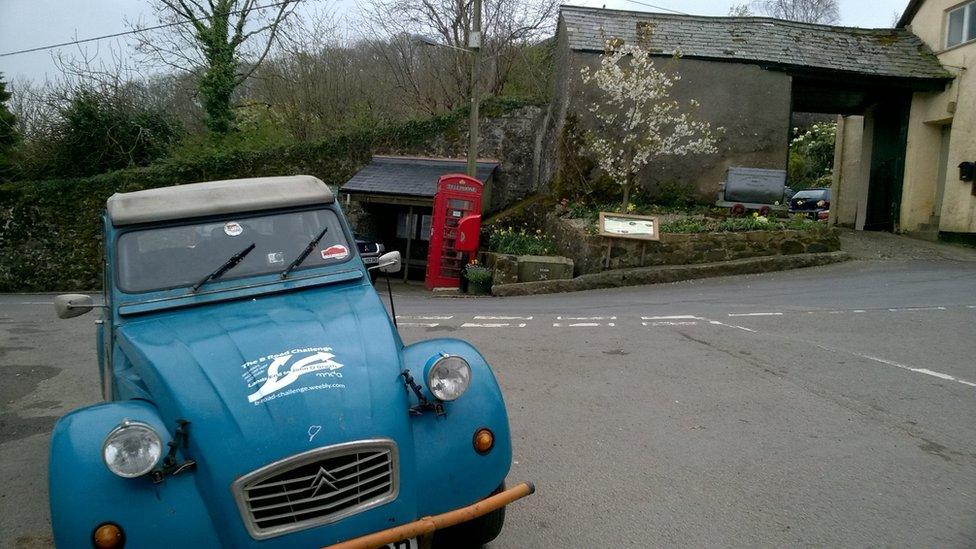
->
580, 40, 720, 209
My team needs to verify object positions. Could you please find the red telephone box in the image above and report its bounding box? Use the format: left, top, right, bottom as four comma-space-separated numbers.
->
425, 174, 484, 290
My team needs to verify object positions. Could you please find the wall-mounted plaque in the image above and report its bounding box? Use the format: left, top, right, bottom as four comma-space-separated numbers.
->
598, 212, 660, 241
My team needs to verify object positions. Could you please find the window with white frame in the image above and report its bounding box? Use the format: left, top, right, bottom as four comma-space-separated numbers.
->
946, 1, 976, 48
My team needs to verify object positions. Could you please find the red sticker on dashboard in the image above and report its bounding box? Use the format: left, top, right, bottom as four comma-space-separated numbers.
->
320, 245, 349, 260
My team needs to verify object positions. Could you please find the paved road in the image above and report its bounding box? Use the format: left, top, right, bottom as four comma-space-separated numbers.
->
2, 246, 976, 547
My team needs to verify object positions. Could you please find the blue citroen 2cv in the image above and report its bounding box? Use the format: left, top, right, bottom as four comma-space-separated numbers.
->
49, 175, 532, 548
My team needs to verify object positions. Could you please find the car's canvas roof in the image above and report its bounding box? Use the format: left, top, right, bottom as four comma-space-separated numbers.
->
107, 175, 335, 226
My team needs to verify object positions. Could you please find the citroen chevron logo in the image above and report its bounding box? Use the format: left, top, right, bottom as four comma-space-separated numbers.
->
309, 466, 339, 497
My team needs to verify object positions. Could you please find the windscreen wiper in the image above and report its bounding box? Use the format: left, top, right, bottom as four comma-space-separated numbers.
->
280, 227, 328, 279
190, 242, 256, 293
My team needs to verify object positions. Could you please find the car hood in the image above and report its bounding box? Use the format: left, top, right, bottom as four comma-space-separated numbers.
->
115, 282, 416, 538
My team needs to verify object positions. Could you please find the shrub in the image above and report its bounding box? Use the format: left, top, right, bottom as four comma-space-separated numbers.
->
487, 226, 555, 256
783, 213, 825, 230
563, 197, 713, 222
717, 213, 824, 232
0, 99, 531, 291
464, 264, 493, 284
656, 213, 825, 234
717, 215, 773, 231
0, 75, 18, 181
660, 218, 709, 233
22, 88, 182, 180
789, 122, 836, 189
649, 181, 698, 207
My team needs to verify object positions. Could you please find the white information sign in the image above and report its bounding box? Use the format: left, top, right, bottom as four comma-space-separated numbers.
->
598, 212, 660, 241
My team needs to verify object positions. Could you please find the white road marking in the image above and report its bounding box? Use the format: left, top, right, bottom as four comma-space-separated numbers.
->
853, 310, 866, 313
887, 307, 946, 312
708, 320, 756, 333
473, 315, 533, 320
556, 316, 617, 320
553, 322, 615, 327
7, 301, 54, 305
854, 353, 976, 389
728, 312, 783, 317
640, 314, 755, 331
396, 315, 454, 320
461, 322, 526, 328
968, 305, 976, 309
398, 322, 440, 328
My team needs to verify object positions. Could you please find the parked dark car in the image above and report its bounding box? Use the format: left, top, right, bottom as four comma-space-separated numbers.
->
789, 188, 831, 221
783, 186, 796, 204
355, 235, 385, 281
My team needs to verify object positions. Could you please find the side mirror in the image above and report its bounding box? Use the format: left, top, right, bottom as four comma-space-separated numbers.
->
54, 294, 94, 319
368, 251, 401, 274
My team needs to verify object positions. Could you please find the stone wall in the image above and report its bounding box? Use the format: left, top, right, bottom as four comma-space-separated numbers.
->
546, 215, 841, 275
480, 252, 574, 284
538, 27, 793, 200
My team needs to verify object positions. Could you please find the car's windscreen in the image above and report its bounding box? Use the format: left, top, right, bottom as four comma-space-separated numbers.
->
116, 208, 351, 293
792, 190, 829, 200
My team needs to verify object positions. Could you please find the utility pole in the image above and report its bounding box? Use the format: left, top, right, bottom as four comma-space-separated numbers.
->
466, 0, 482, 178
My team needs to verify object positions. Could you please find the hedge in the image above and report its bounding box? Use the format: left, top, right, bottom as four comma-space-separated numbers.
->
0, 98, 532, 291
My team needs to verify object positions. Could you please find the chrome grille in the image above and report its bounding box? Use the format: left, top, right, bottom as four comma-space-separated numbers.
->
233, 439, 398, 539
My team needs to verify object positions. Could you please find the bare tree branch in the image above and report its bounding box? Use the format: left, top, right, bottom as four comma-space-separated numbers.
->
356, 0, 556, 113
752, 0, 839, 24
129, 0, 305, 132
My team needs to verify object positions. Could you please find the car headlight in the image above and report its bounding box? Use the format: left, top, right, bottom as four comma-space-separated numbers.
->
425, 354, 471, 401
102, 420, 163, 478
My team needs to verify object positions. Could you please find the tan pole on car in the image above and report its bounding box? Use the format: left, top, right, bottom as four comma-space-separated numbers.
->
323, 482, 535, 549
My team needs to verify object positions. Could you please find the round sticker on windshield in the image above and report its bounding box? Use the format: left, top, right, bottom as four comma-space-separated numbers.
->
224, 222, 243, 236
321, 245, 349, 260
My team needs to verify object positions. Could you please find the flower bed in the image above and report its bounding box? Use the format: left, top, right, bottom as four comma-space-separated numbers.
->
486, 225, 556, 255
559, 199, 825, 235
546, 214, 840, 275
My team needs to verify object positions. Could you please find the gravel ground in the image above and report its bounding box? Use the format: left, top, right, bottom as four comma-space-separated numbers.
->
838, 229, 976, 262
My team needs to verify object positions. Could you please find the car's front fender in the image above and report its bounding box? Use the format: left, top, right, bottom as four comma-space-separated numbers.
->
401, 338, 513, 515
49, 399, 220, 548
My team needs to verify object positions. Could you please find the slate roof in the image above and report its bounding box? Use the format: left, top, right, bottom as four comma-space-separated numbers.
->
560, 5, 951, 81
342, 156, 498, 198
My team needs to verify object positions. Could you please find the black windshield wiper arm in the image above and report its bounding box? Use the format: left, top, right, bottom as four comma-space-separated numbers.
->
280, 227, 328, 279
190, 242, 256, 293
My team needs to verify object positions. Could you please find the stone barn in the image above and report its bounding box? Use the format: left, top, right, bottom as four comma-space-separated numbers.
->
541, 5, 951, 222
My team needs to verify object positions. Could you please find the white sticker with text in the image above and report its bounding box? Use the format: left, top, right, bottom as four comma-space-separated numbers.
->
241, 347, 345, 405
224, 222, 243, 236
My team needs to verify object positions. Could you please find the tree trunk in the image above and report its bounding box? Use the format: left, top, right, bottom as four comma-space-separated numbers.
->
621, 180, 631, 211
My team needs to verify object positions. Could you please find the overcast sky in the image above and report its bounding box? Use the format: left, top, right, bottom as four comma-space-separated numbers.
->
0, 0, 912, 85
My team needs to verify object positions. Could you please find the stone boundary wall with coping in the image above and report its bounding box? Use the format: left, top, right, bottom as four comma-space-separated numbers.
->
480, 252, 574, 284
546, 215, 842, 275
